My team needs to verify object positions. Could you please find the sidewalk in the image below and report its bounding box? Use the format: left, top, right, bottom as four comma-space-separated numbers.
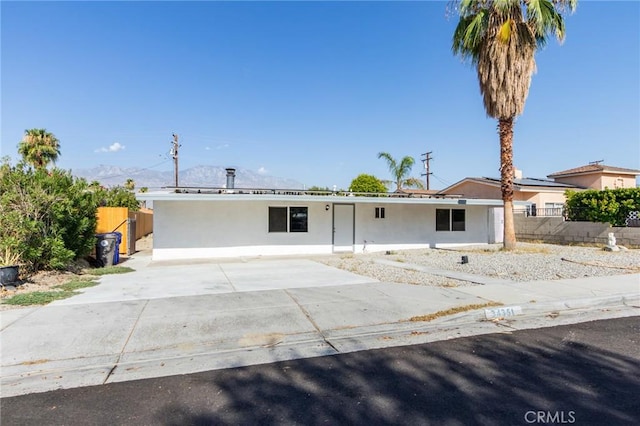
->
1, 253, 638, 398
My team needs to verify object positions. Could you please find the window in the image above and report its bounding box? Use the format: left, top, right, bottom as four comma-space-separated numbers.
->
269, 207, 287, 232
436, 208, 466, 231
375, 207, 385, 219
436, 209, 450, 231
269, 206, 308, 233
452, 209, 466, 231
289, 207, 308, 232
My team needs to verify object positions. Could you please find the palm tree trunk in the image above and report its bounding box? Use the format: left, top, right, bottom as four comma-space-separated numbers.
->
499, 117, 517, 250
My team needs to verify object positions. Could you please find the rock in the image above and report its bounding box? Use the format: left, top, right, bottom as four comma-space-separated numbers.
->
603, 245, 620, 252
67, 258, 91, 274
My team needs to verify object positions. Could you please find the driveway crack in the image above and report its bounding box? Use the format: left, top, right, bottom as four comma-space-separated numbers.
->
284, 290, 340, 354
103, 299, 149, 384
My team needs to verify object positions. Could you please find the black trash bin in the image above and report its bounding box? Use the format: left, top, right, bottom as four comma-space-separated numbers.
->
95, 233, 120, 267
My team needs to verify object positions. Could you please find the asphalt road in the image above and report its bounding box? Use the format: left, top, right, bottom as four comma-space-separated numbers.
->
2, 316, 639, 426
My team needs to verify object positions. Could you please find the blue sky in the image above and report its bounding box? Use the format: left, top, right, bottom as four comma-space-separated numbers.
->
1, 1, 639, 190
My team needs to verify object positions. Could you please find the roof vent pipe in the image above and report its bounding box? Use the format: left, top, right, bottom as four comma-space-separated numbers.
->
226, 168, 236, 189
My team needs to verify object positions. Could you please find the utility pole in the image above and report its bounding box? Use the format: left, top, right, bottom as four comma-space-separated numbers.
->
171, 133, 180, 187
421, 151, 433, 190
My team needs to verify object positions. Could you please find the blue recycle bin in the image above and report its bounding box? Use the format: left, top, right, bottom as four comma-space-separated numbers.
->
112, 232, 122, 265
95, 232, 122, 267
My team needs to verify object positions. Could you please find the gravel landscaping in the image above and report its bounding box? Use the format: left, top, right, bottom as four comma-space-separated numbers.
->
315, 243, 640, 287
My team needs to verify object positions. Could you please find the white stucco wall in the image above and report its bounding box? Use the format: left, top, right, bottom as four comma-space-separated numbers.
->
153, 200, 334, 260
353, 203, 489, 253
151, 199, 493, 260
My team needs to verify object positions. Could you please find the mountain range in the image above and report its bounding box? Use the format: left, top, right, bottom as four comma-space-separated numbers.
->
72, 165, 304, 190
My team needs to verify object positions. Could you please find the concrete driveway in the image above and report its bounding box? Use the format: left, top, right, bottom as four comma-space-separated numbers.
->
50, 253, 378, 305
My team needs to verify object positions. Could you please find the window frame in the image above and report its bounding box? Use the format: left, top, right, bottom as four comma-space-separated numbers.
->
374, 207, 386, 219
289, 206, 308, 233
436, 208, 466, 232
268, 207, 288, 233
451, 209, 466, 231
268, 206, 308, 233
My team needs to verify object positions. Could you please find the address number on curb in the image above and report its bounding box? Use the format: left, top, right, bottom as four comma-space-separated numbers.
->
485, 306, 523, 320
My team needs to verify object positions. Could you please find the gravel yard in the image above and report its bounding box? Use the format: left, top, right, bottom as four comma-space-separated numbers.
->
315, 243, 640, 287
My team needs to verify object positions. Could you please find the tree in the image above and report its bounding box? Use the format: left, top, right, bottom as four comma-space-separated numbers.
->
451, 0, 577, 250
349, 174, 387, 193
377, 152, 424, 191
124, 178, 135, 191
17, 128, 61, 169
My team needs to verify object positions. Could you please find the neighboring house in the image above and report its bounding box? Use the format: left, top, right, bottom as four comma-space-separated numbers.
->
438, 171, 577, 216
136, 189, 509, 261
439, 164, 640, 216
547, 163, 640, 190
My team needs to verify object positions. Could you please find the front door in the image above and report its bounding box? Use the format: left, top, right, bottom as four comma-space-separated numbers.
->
333, 204, 354, 252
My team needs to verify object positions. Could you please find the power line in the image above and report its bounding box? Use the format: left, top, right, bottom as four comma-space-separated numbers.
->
431, 173, 453, 187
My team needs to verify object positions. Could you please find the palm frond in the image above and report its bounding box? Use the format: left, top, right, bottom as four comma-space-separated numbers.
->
377, 152, 397, 172
452, 10, 489, 63
526, 0, 568, 45
403, 178, 425, 190
398, 156, 416, 178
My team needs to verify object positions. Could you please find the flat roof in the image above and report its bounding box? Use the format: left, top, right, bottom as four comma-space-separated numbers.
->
136, 188, 510, 206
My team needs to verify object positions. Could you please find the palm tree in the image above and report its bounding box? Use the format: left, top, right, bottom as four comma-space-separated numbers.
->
17, 128, 61, 169
377, 152, 425, 191
452, 0, 576, 250
124, 178, 135, 191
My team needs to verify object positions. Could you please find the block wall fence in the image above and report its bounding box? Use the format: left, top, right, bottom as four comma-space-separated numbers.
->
514, 215, 640, 248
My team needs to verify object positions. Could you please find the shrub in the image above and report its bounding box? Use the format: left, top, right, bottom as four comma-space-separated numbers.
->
0, 160, 97, 272
91, 185, 140, 211
565, 188, 640, 226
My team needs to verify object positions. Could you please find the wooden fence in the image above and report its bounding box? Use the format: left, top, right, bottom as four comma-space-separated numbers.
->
131, 207, 154, 239
96, 207, 153, 255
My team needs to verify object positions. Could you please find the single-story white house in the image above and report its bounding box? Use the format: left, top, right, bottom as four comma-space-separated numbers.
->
137, 186, 511, 261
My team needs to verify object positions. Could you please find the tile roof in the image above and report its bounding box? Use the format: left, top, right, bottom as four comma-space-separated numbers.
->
548, 164, 640, 178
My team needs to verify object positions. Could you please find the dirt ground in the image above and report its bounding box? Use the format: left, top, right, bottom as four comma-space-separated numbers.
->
0, 233, 154, 310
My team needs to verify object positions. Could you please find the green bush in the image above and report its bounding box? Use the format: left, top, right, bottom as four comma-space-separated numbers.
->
565, 188, 640, 226
90, 184, 140, 211
0, 160, 97, 272
349, 174, 387, 194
